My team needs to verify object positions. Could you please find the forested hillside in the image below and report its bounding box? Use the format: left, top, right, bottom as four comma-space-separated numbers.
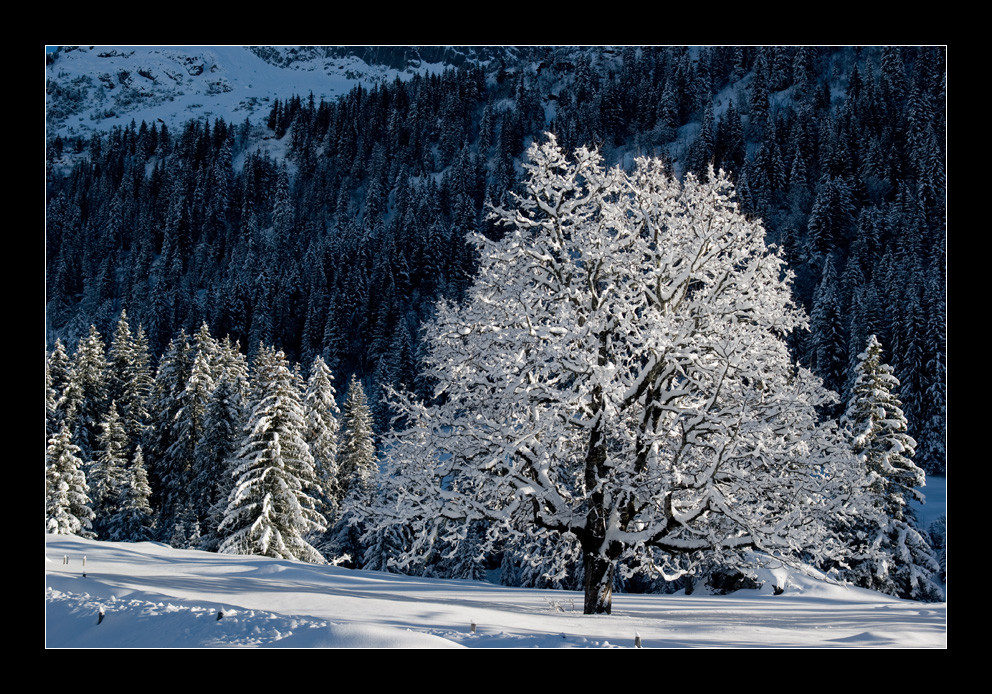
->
45, 46, 946, 606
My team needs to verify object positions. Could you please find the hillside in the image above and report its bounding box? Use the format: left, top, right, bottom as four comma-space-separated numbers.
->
45, 46, 946, 470
45, 45, 521, 140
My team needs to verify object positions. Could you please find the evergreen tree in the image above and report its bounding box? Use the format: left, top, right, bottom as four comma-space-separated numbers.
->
328, 375, 378, 565
792, 46, 818, 102
809, 255, 848, 398
303, 356, 342, 522
107, 311, 153, 455
65, 326, 110, 460
192, 350, 248, 551
355, 398, 438, 573
338, 375, 377, 501
143, 330, 194, 540
110, 445, 156, 542
435, 519, 490, 582
714, 99, 745, 176
47, 339, 73, 438
917, 279, 946, 475
507, 530, 583, 590
839, 335, 942, 601
359, 518, 413, 573
807, 175, 856, 258
218, 346, 327, 562
170, 324, 223, 539
45, 423, 95, 537
89, 401, 130, 538
748, 51, 771, 136
687, 101, 715, 180
201, 395, 236, 542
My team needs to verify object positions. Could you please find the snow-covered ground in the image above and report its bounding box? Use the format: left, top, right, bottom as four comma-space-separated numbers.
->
45, 480, 946, 649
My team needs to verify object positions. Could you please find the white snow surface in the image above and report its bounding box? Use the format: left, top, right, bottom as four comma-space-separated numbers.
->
45, 479, 946, 649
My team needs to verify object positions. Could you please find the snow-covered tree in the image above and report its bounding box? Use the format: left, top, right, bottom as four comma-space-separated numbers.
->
218, 346, 327, 563
328, 375, 378, 566
109, 445, 155, 542
173, 324, 223, 539
46, 339, 73, 438
89, 401, 130, 538
303, 355, 342, 521
839, 335, 943, 601
107, 311, 153, 455
172, 325, 220, 473
143, 330, 193, 541
355, 398, 437, 572
360, 515, 417, 574
45, 422, 95, 537
338, 375, 377, 502
375, 135, 851, 614
64, 326, 110, 460
193, 340, 250, 551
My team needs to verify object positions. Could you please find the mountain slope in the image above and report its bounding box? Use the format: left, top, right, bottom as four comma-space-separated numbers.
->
45, 45, 520, 140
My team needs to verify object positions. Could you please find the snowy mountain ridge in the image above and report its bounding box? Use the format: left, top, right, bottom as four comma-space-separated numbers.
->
45, 45, 518, 140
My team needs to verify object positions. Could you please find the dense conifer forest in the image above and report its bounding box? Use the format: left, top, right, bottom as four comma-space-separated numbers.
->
45, 46, 946, 603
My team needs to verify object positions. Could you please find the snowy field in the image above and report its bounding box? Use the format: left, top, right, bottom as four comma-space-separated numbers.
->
45, 477, 946, 649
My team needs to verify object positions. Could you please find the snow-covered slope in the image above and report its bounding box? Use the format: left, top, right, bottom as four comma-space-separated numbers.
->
45, 533, 946, 648
44, 476, 946, 648
44, 45, 507, 140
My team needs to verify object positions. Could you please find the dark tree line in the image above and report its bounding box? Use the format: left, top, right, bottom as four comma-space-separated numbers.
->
46, 46, 945, 474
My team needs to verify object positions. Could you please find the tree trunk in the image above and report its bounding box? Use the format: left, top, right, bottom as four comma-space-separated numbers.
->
581, 348, 620, 616
582, 550, 615, 614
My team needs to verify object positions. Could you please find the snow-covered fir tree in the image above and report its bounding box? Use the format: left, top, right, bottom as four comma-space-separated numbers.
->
193, 340, 250, 551
375, 136, 854, 614
328, 374, 378, 566
46, 339, 73, 439
338, 375, 377, 502
359, 510, 418, 574
143, 330, 194, 541
845, 336, 925, 519
64, 326, 110, 461
106, 311, 153, 456
432, 520, 490, 582
89, 401, 130, 539
218, 346, 327, 563
45, 422, 95, 537
917, 277, 946, 475
165, 323, 220, 545
839, 335, 943, 601
303, 355, 342, 523
108, 445, 155, 542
